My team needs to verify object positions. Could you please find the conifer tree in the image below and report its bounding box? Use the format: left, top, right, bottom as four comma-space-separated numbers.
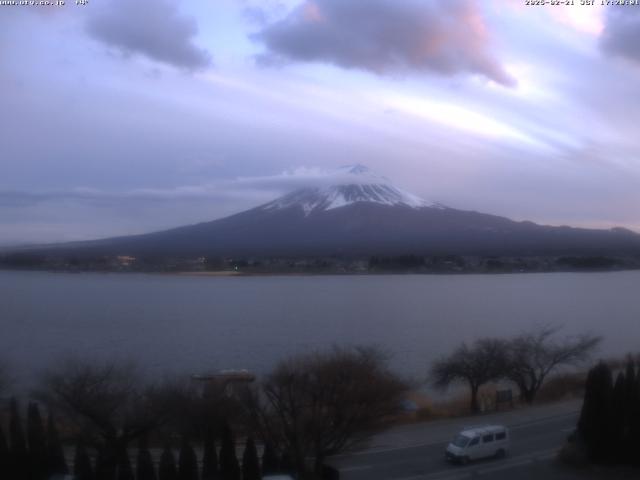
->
0, 425, 10, 478
279, 450, 294, 476
620, 361, 636, 463
219, 423, 240, 480
610, 372, 626, 463
95, 446, 117, 480
27, 402, 48, 480
136, 436, 157, 480
241, 437, 260, 480
159, 445, 178, 480
94, 448, 105, 480
9, 398, 28, 480
178, 437, 199, 480
116, 450, 135, 480
46, 411, 69, 476
201, 428, 218, 480
631, 367, 640, 466
578, 362, 613, 463
74, 442, 95, 480
261, 442, 278, 475
623, 360, 636, 420
578, 366, 596, 440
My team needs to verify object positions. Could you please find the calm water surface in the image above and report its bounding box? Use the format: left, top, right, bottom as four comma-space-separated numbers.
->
2, 270, 639, 385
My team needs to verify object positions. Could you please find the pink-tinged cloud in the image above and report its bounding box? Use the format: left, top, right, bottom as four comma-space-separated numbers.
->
254, 0, 516, 87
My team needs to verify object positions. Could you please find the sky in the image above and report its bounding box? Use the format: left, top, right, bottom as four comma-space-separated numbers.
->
1, 0, 640, 245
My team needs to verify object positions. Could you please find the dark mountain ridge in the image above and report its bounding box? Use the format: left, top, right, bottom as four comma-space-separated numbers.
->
8, 166, 640, 259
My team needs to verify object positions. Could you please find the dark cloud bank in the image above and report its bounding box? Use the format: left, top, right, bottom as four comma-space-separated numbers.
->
255, 0, 515, 86
86, 0, 210, 70
602, 7, 640, 65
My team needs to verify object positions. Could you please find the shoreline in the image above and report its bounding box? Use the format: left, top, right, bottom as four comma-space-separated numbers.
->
2, 266, 640, 277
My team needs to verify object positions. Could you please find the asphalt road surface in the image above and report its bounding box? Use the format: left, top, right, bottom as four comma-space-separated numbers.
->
330, 410, 579, 480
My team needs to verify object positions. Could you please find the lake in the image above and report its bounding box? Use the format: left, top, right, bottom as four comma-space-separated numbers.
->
1, 270, 639, 387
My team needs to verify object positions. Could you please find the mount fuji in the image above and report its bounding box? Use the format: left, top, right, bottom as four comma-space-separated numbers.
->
22, 165, 640, 258
260, 165, 439, 215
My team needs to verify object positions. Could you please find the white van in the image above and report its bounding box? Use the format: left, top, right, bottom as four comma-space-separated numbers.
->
445, 425, 509, 464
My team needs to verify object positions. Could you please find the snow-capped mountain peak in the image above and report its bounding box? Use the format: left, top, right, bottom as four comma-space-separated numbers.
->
261, 165, 442, 216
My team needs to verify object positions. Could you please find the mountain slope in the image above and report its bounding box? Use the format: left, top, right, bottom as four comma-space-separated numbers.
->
20, 165, 640, 258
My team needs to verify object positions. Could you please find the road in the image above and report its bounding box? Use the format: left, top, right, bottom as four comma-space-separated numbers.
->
329, 403, 580, 480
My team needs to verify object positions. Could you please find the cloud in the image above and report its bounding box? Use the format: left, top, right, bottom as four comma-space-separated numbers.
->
241, 0, 300, 26
601, 7, 640, 65
242, 6, 270, 26
86, 0, 211, 70
0, 187, 240, 208
0, 166, 384, 209
253, 0, 515, 86
0, 167, 374, 244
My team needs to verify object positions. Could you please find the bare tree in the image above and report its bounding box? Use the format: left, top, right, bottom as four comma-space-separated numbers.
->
430, 338, 509, 414
506, 326, 601, 404
36, 358, 179, 480
161, 377, 244, 441
242, 346, 407, 477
